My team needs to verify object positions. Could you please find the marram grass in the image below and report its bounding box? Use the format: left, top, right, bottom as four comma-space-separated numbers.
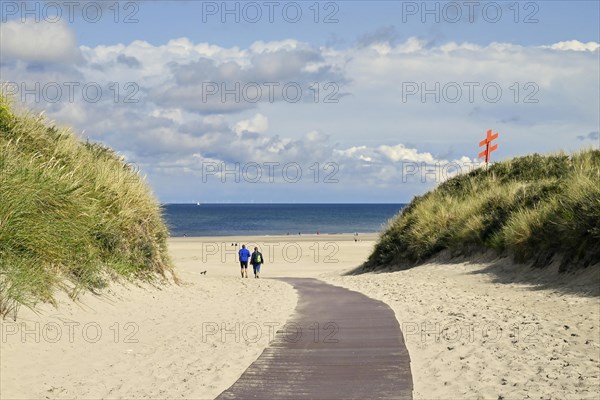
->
366, 150, 600, 272
0, 96, 174, 318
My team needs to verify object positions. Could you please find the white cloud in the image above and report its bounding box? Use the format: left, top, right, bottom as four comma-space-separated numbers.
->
249, 39, 306, 54
234, 113, 269, 134
395, 37, 426, 53
544, 40, 600, 52
0, 20, 80, 63
304, 130, 328, 142
334, 144, 479, 175
377, 144, 436, 163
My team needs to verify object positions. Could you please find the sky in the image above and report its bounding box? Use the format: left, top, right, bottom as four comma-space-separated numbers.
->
1, 0, 599, 203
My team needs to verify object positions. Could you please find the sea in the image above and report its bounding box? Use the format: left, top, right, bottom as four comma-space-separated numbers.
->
162, 204, 406, 237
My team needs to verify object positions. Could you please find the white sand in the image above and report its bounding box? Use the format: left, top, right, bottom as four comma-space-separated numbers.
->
2, 234, 599, 399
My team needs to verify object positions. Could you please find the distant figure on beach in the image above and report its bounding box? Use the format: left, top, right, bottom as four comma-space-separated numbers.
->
251, 247, 264, 279
238, 244, 250, 278
354, 232, 359, 242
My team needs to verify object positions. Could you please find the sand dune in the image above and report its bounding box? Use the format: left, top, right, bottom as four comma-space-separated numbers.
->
2, 235, 598, 399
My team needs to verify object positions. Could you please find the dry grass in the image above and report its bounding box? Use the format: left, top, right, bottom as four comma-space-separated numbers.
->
366, 149, 600, 272
0, 96, 175, 318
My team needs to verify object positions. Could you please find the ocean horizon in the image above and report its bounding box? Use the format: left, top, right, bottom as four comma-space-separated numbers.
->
162, 203, 406, 237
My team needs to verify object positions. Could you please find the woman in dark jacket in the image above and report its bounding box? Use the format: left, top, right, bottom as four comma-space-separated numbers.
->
250, 247, 264, 279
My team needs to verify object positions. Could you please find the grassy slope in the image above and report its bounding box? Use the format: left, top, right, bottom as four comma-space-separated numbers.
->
366, 149, 600, 272
0, 97, 174, 318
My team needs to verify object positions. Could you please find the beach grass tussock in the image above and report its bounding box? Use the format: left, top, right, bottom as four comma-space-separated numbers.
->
0, 96, 174, 318
366, 149, 600, 272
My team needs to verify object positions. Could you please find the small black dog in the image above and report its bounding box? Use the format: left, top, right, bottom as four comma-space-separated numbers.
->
200, 270, 207, 275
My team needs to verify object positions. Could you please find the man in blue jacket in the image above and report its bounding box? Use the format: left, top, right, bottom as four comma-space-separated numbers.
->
238, 244, 251, 278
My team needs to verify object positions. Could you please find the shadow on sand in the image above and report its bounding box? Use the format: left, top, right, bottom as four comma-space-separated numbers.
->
346, 250, 600, 297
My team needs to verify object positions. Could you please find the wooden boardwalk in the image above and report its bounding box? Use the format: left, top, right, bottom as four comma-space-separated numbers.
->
217, 278, 413, 399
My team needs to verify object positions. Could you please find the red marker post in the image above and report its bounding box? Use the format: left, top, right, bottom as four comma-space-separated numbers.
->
479, 129, 499, 164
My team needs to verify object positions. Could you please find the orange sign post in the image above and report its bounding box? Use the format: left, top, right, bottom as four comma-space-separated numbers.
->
479, 129, 499, 164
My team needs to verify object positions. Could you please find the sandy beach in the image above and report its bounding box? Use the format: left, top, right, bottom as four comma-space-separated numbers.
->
1, 234, 599, 399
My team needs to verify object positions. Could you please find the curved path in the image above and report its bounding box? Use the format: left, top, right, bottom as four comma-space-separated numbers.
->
217, 278, 413, 399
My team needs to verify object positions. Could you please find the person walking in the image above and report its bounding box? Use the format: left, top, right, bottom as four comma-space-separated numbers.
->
239, 244, 251, 278
250, 247, 264, 279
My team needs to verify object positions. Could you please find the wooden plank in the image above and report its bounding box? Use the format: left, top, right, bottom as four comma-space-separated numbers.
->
216, 278, 413, 399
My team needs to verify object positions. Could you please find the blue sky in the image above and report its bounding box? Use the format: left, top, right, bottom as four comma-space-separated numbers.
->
1, 1, 599, 203
67, 1, 600, 48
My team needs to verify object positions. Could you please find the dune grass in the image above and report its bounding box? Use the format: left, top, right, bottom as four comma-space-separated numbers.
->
365, 149, 600, 272
0, 96, 174, 318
